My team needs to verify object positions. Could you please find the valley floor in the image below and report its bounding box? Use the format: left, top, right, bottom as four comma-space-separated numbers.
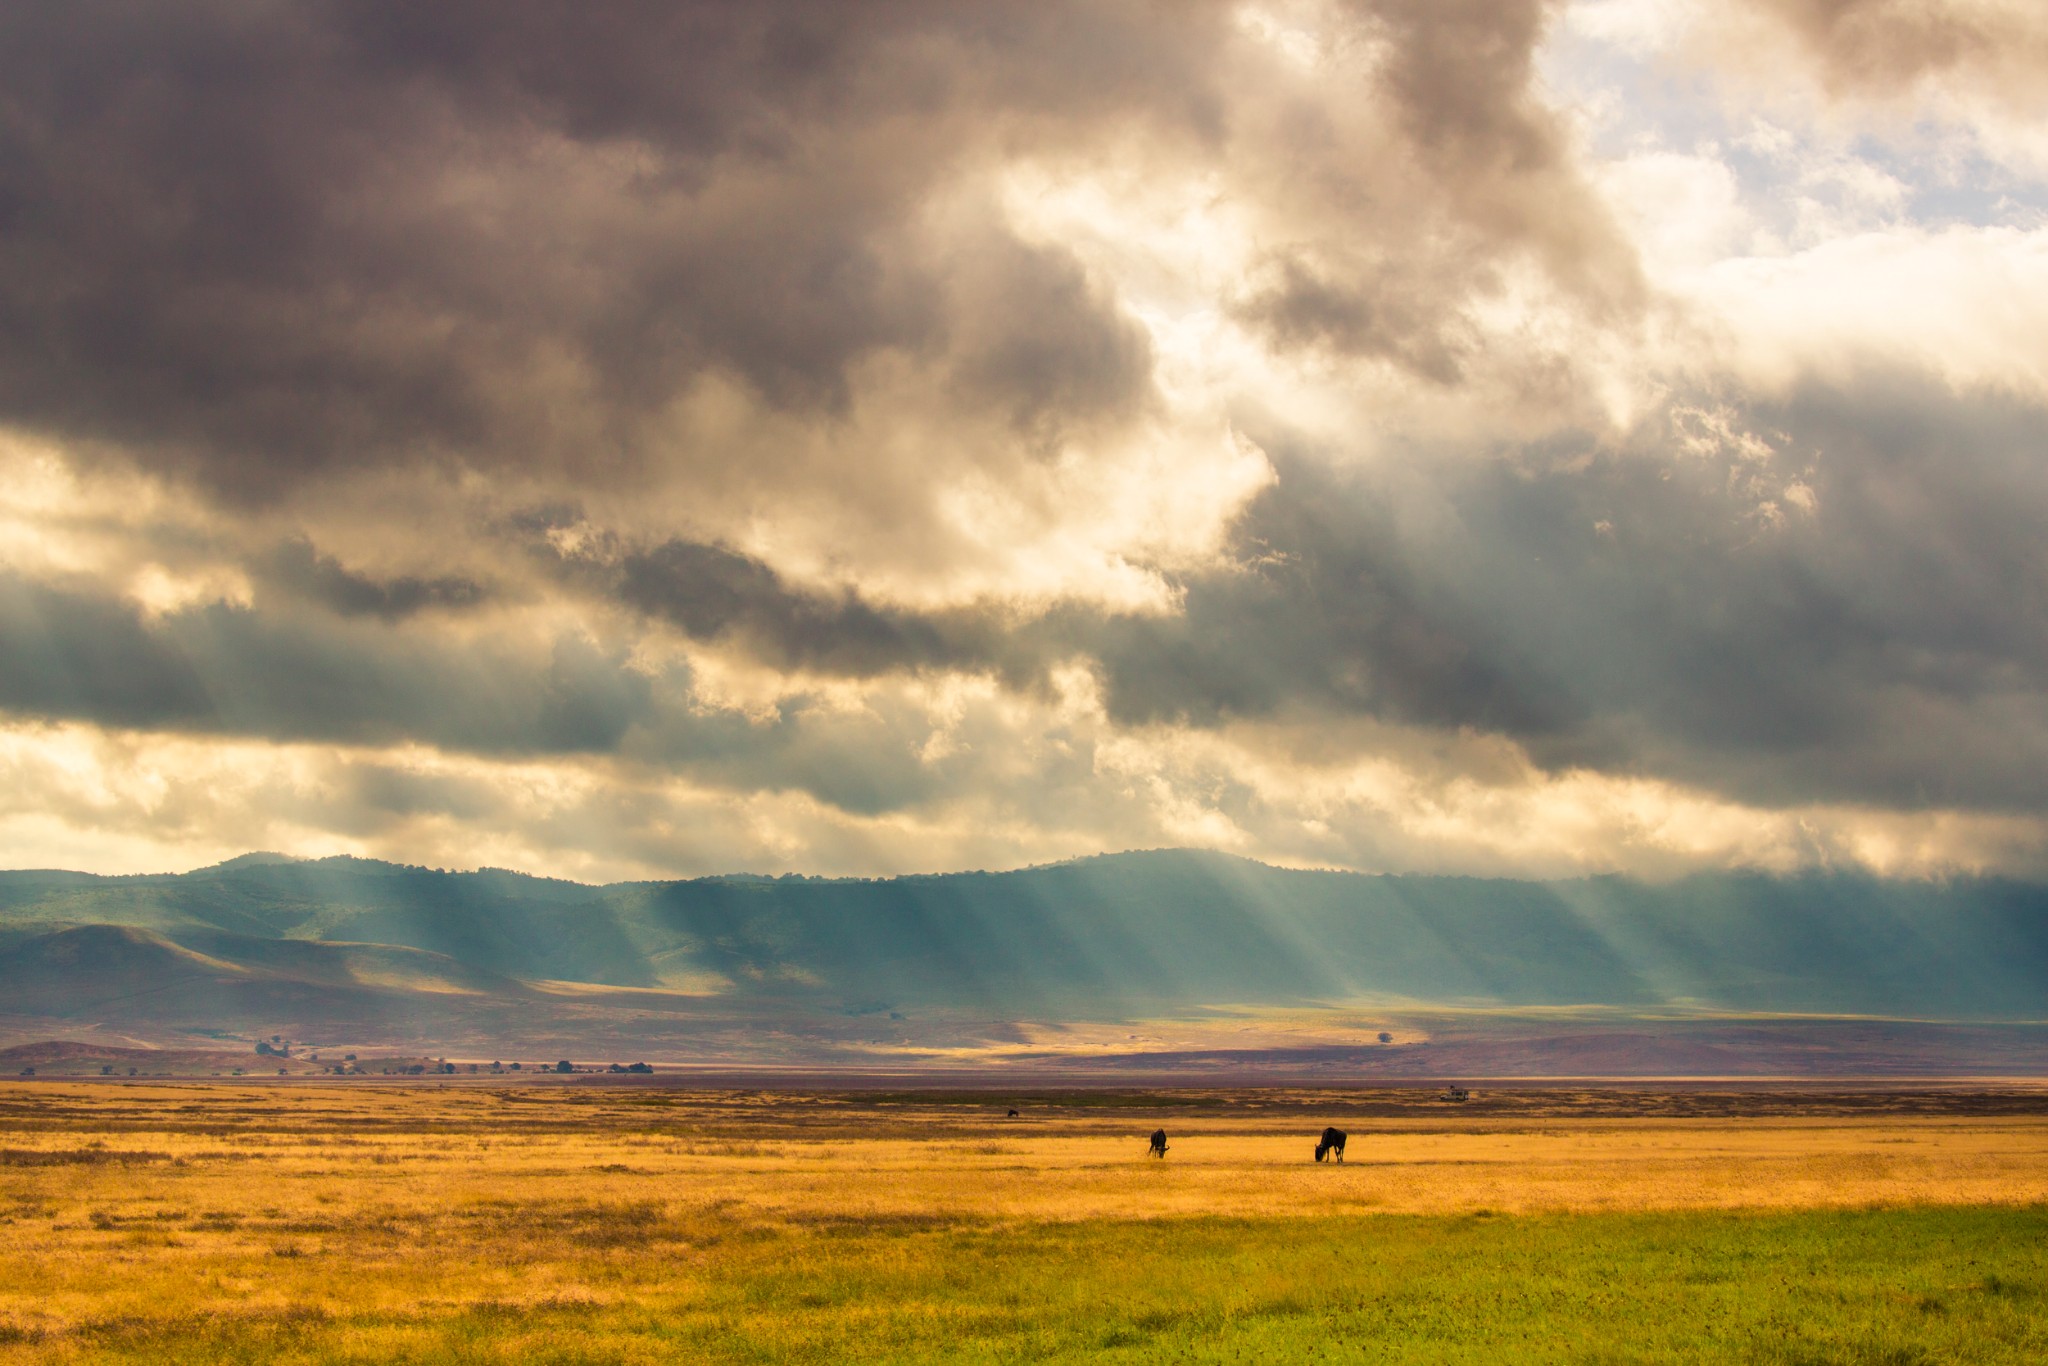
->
2, 1083, 2046, 1361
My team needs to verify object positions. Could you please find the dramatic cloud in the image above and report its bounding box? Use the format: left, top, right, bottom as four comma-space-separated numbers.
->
0, 3, 1206, 488
3, 0, 2046, 880
258, 539, 490, 621
1726, 0, 2048, 106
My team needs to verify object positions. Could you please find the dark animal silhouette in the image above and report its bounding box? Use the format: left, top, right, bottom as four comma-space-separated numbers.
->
1314, 1127, 1347, 1162
1007, 1108, 1019, 1118
1148, 1128, 1168, 1157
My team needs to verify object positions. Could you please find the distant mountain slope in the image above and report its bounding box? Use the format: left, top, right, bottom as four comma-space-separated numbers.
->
1, 851, 2046, 1032
0, 920, 534, 1024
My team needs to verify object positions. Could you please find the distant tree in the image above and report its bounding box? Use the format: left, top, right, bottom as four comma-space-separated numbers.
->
1378, 1032, 1393, 1044
555, 1060, 574, 1074
627, 1062, 653, 1074
509, 1062, 521, 1071
255, 1042, 275, 1056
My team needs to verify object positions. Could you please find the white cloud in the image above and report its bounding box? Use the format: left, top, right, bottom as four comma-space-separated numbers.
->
1688, 226, 2048, 398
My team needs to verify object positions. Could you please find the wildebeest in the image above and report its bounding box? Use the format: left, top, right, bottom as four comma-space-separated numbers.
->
1314, 1127, 1347, 1163
1007, 1108, 1019, 1118
1148, 1128, 1168, 1157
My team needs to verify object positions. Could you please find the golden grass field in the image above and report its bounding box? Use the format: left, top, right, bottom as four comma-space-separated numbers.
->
4, 1081, 2047, 1361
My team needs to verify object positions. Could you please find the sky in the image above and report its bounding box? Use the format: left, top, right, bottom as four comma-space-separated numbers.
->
2, 0, 2046, 883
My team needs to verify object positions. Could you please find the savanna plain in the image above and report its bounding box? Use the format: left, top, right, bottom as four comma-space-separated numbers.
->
3, 1081, 2047, 1364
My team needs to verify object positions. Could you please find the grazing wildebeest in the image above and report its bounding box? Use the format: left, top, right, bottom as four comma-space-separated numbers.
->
1148, 1128, 1169, 1158
1007, 1108, 1019, 1118
1314, 1127, 1347, 1162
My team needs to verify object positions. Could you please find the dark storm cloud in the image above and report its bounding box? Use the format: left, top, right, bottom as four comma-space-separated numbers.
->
612, 518, 1569, 740
0, 567, 985, 816
18, 371, 2043, 823
1604, 378, 2048, 809
1367, 0, 1638, 306
0, 0, 1654, 501
1234, 255, 1471, 383
602, 475, 1574, 743
0, 0, 1223, 497
1192, 377, 2048, 812
1082, 474, 1580, 738
177, 611, 657, 755
616, 539, 1005, 680
1231, 0, 1642, 376
258, 538, 489, 621
642, 692, 967, 818
940, 225, 1158, 429
0, 576, 214, 727
0, 573, 650, 754
599, 373, 2048, 815
1731, 0, 2048, 99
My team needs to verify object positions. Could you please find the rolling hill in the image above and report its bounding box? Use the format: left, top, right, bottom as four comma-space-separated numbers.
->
1, 850, 2045, 1074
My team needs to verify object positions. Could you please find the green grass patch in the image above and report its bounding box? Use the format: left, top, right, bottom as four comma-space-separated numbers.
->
16, 1206, 2048, 1363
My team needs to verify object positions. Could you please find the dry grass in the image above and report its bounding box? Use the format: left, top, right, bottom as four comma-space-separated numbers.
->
2, 1082, 2046, 1360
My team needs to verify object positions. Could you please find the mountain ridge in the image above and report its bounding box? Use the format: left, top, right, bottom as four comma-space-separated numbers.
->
1, 850, 2045, 1071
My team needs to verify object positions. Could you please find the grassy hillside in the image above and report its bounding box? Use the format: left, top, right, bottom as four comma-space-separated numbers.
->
1, 850, 2045, 1059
